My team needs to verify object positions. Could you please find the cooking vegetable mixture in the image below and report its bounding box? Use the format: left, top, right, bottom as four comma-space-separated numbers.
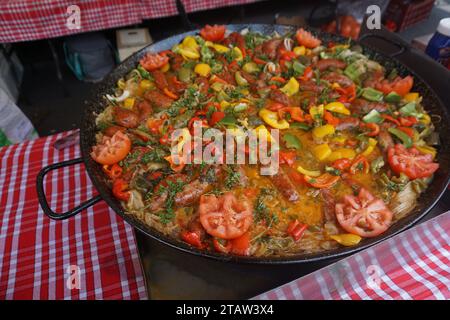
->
91, 25, 440, 256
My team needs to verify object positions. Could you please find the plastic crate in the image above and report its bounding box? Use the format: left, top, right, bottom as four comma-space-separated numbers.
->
384, 0, 435, 32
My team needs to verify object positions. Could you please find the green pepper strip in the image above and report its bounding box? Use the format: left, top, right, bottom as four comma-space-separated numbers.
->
388, 128, 413, 148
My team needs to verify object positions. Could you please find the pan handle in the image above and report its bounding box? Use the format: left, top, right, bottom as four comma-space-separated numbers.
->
358, 33, 408, 58
36, 157, 102, 220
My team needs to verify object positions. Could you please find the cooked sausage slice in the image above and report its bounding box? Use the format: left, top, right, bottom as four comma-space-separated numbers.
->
316, 59, 347, 71
113, 107, 139, 128
262, 38, 282, 60
320, 188, 336, 222
268, 168, 299, 202
350, 98, 388, 115
336, 117, 360, 131
144, 90, 174, 108
174, 179, 211, 206
151, 70, 168, 91
322, 72, 354, 88
377, 130, 394, 152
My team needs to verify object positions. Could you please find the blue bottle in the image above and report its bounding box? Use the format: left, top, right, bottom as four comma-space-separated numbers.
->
425, 18, 450, 70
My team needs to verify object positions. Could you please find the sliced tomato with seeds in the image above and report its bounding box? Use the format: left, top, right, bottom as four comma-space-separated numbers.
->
199, 192, 253, 240
230, 232, 251, 256
200, 24, 226, 42
375, 76, 413, 96
335, 188, 393, 237
387, 144, 439, 179
139, 52, 169, 71
295, 28, 321, 48
91, 131, 131, 165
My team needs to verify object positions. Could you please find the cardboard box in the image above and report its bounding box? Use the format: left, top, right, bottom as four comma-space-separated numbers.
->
116, 28, 153, 61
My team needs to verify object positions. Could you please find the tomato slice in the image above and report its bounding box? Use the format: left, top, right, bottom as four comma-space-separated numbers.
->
304, 173, 340, 189
332, 158, 352, 171
295, 28, 321, 48
139, 52, 169, 71
387, 144, 439, 179
279, 150, 297, 166
375, 76, 413, 96
200, 24, 226, 42
91, 131, 131, 165
199, 192, 253, 240
335, 188, 393, 237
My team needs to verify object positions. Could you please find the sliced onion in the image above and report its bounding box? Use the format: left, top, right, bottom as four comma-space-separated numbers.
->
390, 182, 418, 220
264, 62, 277, 74
106, 90, 130, 102
283, 38, 293, 51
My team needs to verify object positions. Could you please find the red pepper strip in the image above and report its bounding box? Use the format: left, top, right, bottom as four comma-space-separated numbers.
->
253, 57, 267, 65
188, 117, 209, 132
279, 150, 297, 166
230, 232, 250, 256
278, 48, 297, 61
213, 238, 232, 253
335, 84, 356, 102
287, 220, 308, 241
350, 155, 370, 175
228, 60, 238, 70
181, 231, 204, 249
399, 116, 418, 127
360, 122, 380, 137
290, 170, 306, 184
146, 118, 164, 134
163, 87, 178, 100
209, 111, 225, 126
211, 75, 228, 84
324, 111, 340, 126
159, 133, 170, 145
102, 163, 123, 180
147, 171, 163, 180
299, 66, 313, 82
397, 126, 414, 138
112, 178, 130, 201
270, 76, 287, 83
381, 114, 400, 126
331, 158, 352, 171
171, 75, 183, 85
278, 107, 305, 122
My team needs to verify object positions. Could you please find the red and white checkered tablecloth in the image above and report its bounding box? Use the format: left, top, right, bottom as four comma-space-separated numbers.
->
0, 131, 147, 300
254, 211, 450, 300
0, 0, 264, 43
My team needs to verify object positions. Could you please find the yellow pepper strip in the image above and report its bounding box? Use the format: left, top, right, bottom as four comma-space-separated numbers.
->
420, 114, 431, 125
232, 47, 244, 61
313, 143, 332, 161
179, 47, 200, 60
161, 63, 170, 73
259, 108, 290, 129
416, 145, 437, 159
220, 100, 230, 110
332, 135, 347, 145
182, 36, 199, 50
327, 148, 356, 162
404, 92, 419, 102
309, 104, 324, 121
123, 98, 135, 109
361, 138, 378, 157
280, 77, 299, 96
330, 234, 362, 246
325, 101, 351, 115
255, 125, 272, 142
139, 79, 153, 90
242, 62, 259, 74
312, 124, 335, 139
293, 46, 306, 56
297, 165, 321, 177
212, 43, 230, 53
194, 63, 211, 77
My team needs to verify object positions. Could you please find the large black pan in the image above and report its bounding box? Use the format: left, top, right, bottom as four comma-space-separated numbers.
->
37, 24, 450, 264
